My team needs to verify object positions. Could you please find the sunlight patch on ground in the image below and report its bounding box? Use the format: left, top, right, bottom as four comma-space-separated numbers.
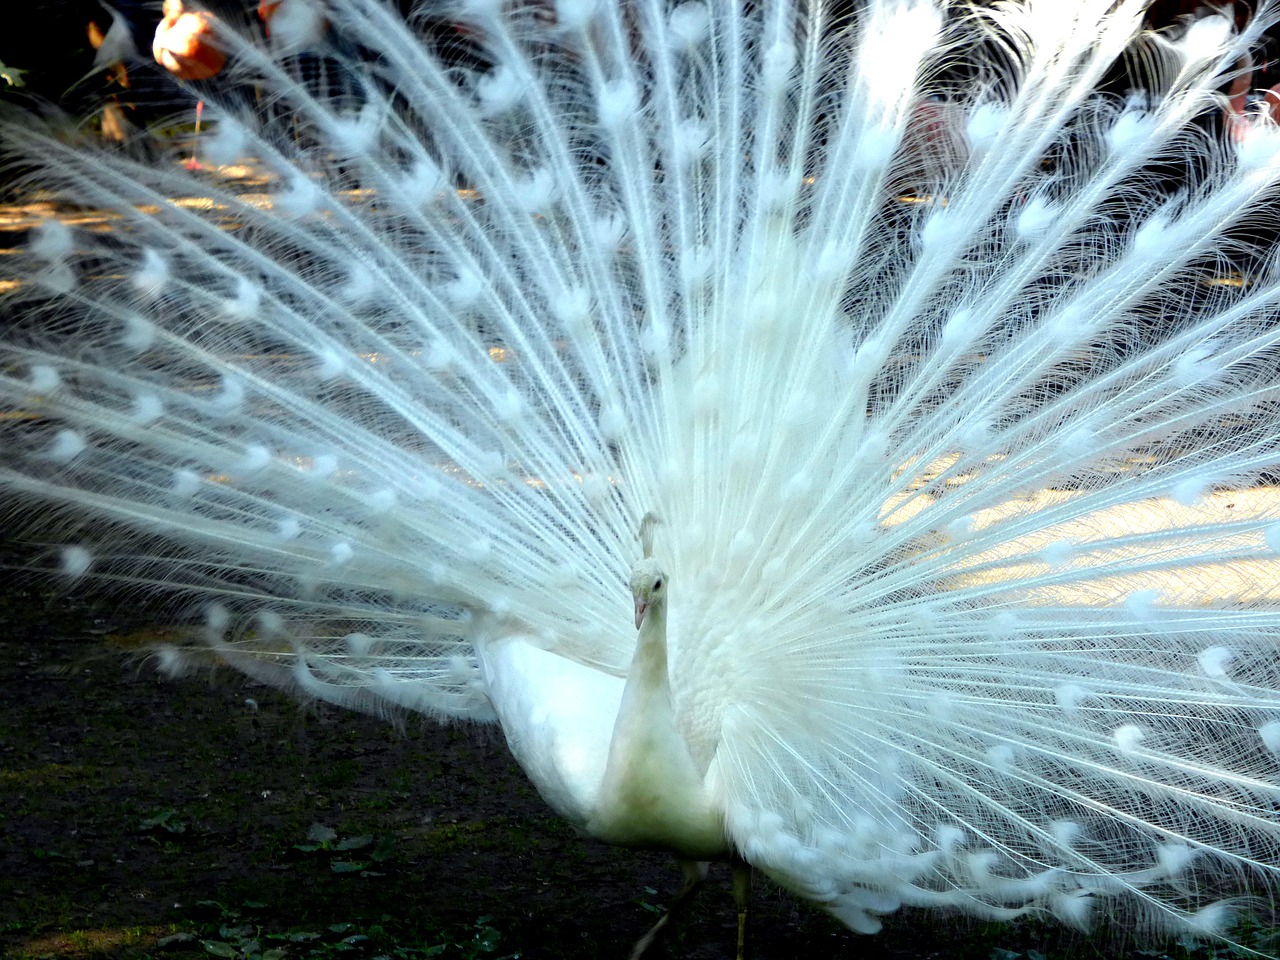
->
950, 487, 1280, 604
18, 926, 169, 960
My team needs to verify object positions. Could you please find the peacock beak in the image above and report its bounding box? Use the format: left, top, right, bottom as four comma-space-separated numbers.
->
634, 597, 647, 630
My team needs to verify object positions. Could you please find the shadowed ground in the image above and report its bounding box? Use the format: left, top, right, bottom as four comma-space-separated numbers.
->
3, 561, 1267, 960
2, 169, 1274, 960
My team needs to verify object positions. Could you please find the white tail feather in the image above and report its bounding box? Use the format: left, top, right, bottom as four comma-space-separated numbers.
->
4, 0, 1280, 948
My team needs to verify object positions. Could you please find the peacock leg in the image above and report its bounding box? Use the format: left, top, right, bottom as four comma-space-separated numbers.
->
628, 859, 709, 959
731, 856, 752, 960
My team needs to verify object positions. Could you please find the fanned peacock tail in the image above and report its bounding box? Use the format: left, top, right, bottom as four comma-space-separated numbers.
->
5, 0, 1280, 948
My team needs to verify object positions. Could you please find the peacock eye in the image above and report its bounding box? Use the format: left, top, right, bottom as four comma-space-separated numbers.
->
653, 578, 663, 590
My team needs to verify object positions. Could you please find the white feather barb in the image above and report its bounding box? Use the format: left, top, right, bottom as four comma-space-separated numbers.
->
4, 0, 1280, 948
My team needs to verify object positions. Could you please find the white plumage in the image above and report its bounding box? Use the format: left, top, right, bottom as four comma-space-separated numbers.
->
4, 0, 1280, 951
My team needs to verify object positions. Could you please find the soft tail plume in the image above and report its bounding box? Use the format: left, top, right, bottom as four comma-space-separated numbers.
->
4, 0, 1280, 951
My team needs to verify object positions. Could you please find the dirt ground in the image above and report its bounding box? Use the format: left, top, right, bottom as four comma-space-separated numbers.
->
2, 569, 1256, 960
0, 236, 1265, 960
0, 184, 1255, 960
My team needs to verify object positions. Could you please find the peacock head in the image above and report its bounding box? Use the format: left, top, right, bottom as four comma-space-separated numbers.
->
629, 558, 668, 629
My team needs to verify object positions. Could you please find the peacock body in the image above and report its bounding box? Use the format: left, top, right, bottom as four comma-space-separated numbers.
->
4, 0, 1280, 948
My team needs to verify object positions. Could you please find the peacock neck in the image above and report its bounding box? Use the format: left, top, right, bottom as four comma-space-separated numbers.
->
586, 596, 727, 859
630, 601, 670, 689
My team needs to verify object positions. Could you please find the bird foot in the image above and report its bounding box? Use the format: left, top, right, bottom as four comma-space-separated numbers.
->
628, 859, 709, 959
